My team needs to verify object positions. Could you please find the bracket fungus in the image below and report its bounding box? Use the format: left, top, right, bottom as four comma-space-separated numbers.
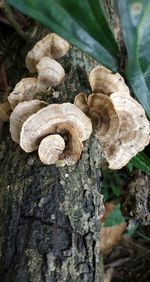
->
38, 124, 83, 166
10, 100, 48, 144
103, 92, 150, 170
74, 92, 120, 144
74, 71, 150, 170
8, 78, 46, 109
26, 33, 70, 73
36, 57, 65, 88
8, 33, 70, 108
89, 65, 130, 96
9, 101, 92, 166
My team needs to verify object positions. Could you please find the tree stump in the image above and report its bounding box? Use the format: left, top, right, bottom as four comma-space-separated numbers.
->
0, 45, 104, 282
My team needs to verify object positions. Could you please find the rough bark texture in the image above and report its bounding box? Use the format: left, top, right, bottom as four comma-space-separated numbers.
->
0, 46, 104, 282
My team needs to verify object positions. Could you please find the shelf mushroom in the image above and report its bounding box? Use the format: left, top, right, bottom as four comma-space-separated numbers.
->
9, 101, 92, 166
75, 91, 150, 170
10, 100, 48, 143
103, 92, 150, 169
8, 78, 47, 109
26, 33, 70, 73
38, 124, 83, 166
89, 65, 130, 96
8, 33, 70, 109
74, 92, 120, 144
36, 57, 65, 88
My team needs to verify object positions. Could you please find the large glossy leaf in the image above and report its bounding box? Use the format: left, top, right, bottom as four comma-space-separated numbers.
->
7, 0, 119, 71
128, 152, 150, 176
117, 0, 150, 118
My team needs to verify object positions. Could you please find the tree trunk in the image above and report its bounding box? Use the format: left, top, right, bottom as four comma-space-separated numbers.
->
0, 46, 104, 281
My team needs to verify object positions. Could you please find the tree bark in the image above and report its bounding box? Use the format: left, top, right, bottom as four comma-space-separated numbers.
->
0, 46, 104, 282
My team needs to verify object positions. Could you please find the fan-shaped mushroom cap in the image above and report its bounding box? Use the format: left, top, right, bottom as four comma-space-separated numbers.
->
26, 33, 70, 73
38, 124, 83, 166
20, 102, 92, 153
8, 78, 46, 108
74, 93, 120, 143
0, 102, 12, 121
36, 57, 65, 87
10, 100, 47, 144
89, 65, 130, 96
103, 92, 150, 169
38, 134, 65, 165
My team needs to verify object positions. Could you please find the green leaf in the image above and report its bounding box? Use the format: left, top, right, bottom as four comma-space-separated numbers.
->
117, 0, 150, 118
127, 162, 134, 173
104, 204, 125, 227
129, 152, 150, 176
7, 0, 119, 71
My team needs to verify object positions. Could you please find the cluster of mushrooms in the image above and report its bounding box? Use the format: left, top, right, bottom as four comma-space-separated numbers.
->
74, 66, 150, 169
3, 33, 92, 166
0, 33, 149, 169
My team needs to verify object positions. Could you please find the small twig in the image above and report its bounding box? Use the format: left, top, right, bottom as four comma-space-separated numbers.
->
105, 257, 130, 269
136, 231, 150, 242
1, 0, 30, 40
121, 237, 150, 253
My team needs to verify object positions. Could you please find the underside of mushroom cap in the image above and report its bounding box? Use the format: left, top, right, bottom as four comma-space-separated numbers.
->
8, 78, 46, 108
103, 92, 150, 169
10, 100, 48, 144
26, 33, 70, 73
89, 65, 130, 96
20, 102, 92, 153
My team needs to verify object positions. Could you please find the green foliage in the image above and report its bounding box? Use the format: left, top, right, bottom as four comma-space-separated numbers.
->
7, 0, 119, 70
103, 204, 125, 227
128, 152, 150, 176
116, 0, 150, 118
101, 169, 125, 202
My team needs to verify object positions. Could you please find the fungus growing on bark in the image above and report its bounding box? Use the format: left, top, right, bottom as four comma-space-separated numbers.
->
38, 134, 65, 165
74, 92, 120, 144
10, 100, 47, 143
103, 92, 150, 169
8, 78, 46, 109
20, 103, 92, 153
10, 101, 92, 166
26, 33, 70, 73
74, 90, 150, 170
8, 33, 69, 108
89, 65, 130, 96
0, 102, 12, 121
38, 124, 83, 166
36, 57, 65, 87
